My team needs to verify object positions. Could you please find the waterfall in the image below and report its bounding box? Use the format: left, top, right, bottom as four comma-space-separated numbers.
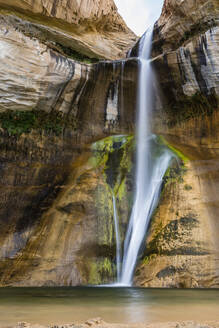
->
117, 27, 173, 286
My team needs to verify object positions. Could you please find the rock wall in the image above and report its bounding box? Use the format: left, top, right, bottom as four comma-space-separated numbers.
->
135, 156, 219, 288
0, 0, 219, 288
0, 0, 137, 60
0, 15, 137, 136
154, 0, 218, 53
0, 134, 134, 286
152, 0, 219, 137
0, 2, 138, 285
135, 0, 219, 288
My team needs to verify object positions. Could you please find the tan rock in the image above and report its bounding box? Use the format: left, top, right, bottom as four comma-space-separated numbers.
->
133, 0, 219, 288
0, 0, 137, 287
0, 17, 76, 111
85, 318, 103, 326
0, 134, 133, 286
155, 0, 218, 52
0, 0, 137, 60
135, 160, 219, 288
0, 15, 137, 136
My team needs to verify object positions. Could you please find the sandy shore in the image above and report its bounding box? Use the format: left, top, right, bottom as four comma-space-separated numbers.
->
3, 319, 219, 328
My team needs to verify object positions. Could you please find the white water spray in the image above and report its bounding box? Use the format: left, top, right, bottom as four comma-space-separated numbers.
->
117, 27, 172, 285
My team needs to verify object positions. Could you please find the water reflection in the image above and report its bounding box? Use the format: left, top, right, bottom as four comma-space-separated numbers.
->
0, 288, 218, 325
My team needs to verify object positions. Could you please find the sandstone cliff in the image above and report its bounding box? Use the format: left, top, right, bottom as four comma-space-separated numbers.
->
0, 0, 138, 286
0, 134, 134, 286
0, 0, 136, 60
135, 0, 219, 288
0, 0, 219, 288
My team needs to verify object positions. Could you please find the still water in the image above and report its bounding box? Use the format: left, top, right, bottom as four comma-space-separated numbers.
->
0, 288, 218, 325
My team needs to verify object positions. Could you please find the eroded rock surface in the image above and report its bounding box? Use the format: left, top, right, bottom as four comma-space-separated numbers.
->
0, 0, 137, 60
135, 0, 219, 288
0, 15, 137, 136
0, 134, 134, 286
0, 0, 138, 286
135, 159, 219, 288
154, 0, 218, 52
0, 0, 219, 288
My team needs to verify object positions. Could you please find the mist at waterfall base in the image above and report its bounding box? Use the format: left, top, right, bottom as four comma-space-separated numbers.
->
110, 28, 173, 286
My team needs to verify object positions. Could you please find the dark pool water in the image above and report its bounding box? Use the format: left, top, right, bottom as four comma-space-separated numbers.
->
0, 287, 218, 325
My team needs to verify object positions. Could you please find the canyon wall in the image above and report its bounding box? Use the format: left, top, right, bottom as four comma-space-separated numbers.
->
0, 15, 137, 136
0, 0, 219, 287
0, 1, 137, 285
135, 0, 219, 288
0, 0, 136, 60
0, 134, 134, 286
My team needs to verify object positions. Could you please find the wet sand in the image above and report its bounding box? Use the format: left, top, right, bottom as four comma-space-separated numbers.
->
3, 320, 219, 328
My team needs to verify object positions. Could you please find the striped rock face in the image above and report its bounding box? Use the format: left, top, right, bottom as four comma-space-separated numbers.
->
0, 0, 137, 60
134, 0, 219, 288
0, 1, 138, 287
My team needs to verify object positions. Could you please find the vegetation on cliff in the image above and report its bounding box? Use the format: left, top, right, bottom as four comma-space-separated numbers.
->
0, 110, 79, 136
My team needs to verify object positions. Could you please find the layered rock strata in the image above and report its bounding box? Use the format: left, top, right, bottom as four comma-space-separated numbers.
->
0, 0, 219, 288
152, 0, 219, 140
135, 0, 219, 287
0, 15, 138, 135
0, 0, 137, 60
0, 0, 137, 285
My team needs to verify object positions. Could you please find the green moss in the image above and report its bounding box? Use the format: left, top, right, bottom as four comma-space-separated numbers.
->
90, 135, 134, 197
141, 253, 157, 265
170, 166, 184, 182
117, 178, 126, 201
184, 184, 192, 191
158, 136, 189, 163
96, 183, 114, 246
0, 110, 78, 136
91, 135, 133, 167
88, 134, 136, 283
144, 214, 199, 257
163, 162, 187, 188
158, 137, 188, 190
0, 111, 36, 136
87, 258, 115, 285
101, 258, 113, 277
88, 262, 101, 285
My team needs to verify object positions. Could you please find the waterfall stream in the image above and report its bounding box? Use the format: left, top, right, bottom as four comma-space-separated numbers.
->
112, 27, 173, 286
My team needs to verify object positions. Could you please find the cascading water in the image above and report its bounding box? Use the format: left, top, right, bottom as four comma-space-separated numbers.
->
113, 27, 173, 286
